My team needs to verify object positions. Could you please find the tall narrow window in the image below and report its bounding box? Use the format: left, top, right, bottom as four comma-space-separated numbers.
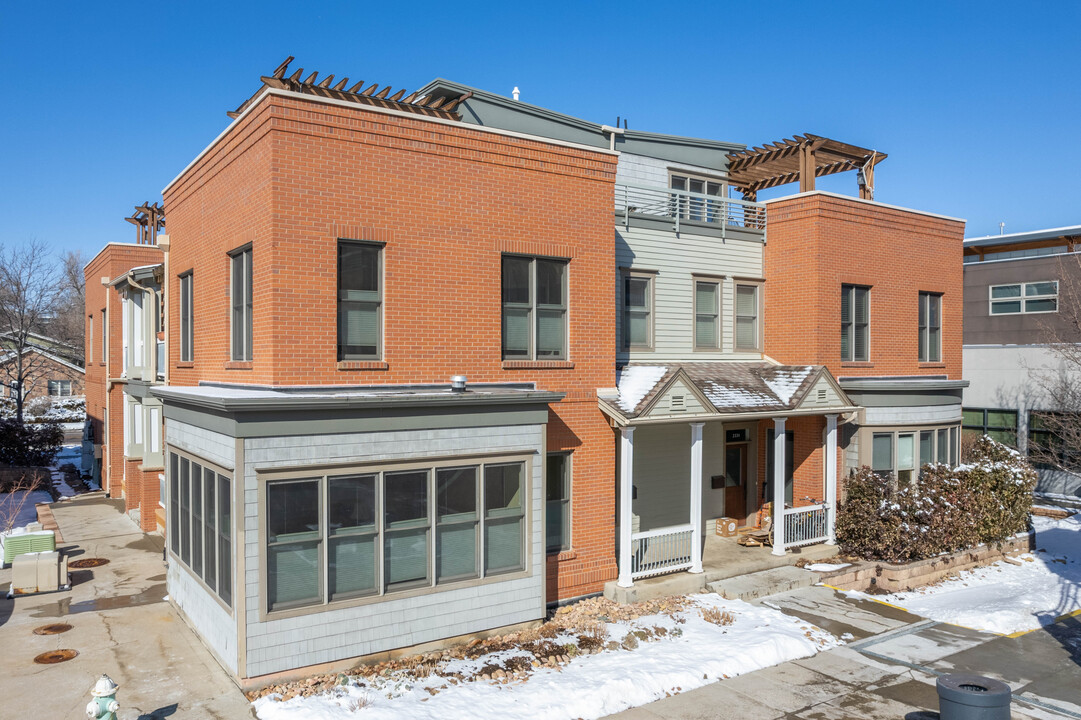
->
328, 474, 378, 599
384, 470, 430, 590
179, 272, 194, 362
501, 256, 567, 360
624, 274, 653, 350
88, 315, 94, 364
266, 479, 321, 611
338, 242, 382, 360
735, 284, 760, 351
871, 433, 893, 479
230, 247, 253, 361
484, 463, 524, 574
436, 467, 479, 581
546, 453, 570, 553
896, 433, 916, 486
841, 285, 870, 361
918, 292, 942, 362
694, 281, 719, 349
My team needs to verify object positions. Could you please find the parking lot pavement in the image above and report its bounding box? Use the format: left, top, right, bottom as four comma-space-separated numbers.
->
0, 493, 253, 719
608, 585, 1081, 720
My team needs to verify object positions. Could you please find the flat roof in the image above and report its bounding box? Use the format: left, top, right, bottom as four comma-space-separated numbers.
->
964, 225, 1081, 252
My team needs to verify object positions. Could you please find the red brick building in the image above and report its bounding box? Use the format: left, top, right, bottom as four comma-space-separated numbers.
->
152, 62, 618, 682
84, 236, 165, 531
764, 191, 967, 482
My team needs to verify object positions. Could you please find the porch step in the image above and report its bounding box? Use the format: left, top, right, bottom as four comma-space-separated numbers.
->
706, 566, 817, 603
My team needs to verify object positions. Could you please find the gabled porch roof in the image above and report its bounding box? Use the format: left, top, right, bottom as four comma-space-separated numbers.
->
598, 362, 859, 426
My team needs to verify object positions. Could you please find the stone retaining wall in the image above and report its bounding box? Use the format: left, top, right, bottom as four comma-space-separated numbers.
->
821, 531, 1036, 593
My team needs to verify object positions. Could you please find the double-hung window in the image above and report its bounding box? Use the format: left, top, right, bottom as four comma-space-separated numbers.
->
841, 285, 870, 362
545, 453, 570, 553
735, 283, 760, 351
179, 272, 194, 362
264, 458, 527, 613
230, 247, 253, 361
623, 273, 653, 350
337, 241, 382, 360
989, 281, 1058, 315
501, 256, 567, 360
918, 292, 942, 362
694, 281, 720, 349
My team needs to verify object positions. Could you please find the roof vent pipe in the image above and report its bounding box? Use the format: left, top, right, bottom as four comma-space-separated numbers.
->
512, 87, 520, 101
451, 375, 468, 393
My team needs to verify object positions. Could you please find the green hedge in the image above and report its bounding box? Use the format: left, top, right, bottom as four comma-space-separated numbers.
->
836, 435, 1036, 563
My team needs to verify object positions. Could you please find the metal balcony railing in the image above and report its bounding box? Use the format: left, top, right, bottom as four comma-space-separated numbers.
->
615, 182, 767, 236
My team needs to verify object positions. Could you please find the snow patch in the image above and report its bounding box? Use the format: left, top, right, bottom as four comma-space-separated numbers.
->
762, 366, 812, 406
615, 366, 667, 413
804, 563, 851, 573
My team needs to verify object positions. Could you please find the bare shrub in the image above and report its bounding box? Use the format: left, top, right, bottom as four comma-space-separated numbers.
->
700, 607, 735, 626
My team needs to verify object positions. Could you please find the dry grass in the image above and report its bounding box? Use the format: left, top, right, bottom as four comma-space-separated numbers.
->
700, 607, 735, 626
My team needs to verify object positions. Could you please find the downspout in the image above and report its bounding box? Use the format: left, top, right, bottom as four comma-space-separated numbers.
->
101, 276, 112, 496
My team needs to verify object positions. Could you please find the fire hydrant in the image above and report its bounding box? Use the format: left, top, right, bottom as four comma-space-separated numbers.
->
85, 674, 120, 719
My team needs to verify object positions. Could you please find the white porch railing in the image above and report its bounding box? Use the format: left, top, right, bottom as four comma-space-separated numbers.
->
615, 182, 767, 236
630, 523, 694, 579
782, 504, 830, 548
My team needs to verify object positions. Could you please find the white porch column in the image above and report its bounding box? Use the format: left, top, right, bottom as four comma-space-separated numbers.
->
689, 422, 704, 574
617, 426, 636, 588
772, 417, 787, 556
825, 414, 838, 545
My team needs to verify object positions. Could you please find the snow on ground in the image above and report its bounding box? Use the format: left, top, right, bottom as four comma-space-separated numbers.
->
850, 514, 1081, 635
804, 563, 851, 573
252, 595, 839, 720
0, 489, 53, 530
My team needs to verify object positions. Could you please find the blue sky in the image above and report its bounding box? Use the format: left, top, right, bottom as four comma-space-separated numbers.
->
1, 1, 1078, 259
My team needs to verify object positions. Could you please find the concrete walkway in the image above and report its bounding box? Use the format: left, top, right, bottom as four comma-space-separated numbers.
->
0, 493, 252, 719
607, 585, 1081, 719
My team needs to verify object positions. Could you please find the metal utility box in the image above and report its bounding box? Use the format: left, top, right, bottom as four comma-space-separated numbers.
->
1, 530, 56, 566
7, 551, 69, 596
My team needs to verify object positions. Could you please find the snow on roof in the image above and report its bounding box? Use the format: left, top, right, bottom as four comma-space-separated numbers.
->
699, 381, 777, 409
615, 366, 668, 413
762, 366, 814, 405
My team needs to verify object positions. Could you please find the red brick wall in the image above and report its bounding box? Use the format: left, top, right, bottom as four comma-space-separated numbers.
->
755, 416, 831, 511
164, 93, 619, 600
0, 352, 83, 402
763, 194, 965, 380
84, 243, 163, 521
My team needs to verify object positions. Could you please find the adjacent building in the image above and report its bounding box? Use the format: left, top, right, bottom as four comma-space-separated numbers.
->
962, 225, 1081, 500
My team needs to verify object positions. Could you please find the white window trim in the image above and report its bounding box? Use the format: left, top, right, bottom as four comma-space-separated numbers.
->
988, 281, 1058, 315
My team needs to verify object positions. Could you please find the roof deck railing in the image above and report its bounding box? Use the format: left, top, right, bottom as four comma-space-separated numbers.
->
615, 182, 766, 237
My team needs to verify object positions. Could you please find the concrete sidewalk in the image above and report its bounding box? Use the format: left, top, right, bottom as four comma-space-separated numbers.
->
0, 493, 252, 719
608, 585, 1081, 720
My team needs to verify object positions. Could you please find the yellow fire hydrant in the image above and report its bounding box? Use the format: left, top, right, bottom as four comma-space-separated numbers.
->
85, 674, 120, 720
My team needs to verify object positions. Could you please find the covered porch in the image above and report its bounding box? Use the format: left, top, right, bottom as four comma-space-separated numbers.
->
597, 363, 859, 597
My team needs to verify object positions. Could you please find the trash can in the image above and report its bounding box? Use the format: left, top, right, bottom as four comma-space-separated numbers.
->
937, 674, 1011, 720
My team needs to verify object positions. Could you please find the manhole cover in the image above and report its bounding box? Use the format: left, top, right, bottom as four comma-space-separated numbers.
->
69, 558, 109, 568
33, 649, 78, 664
33, 623, 73, 635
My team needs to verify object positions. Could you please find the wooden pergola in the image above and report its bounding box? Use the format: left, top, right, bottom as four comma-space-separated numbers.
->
228, 56, 472, 121
124, 202, 165, 245
726, 134, 886, 201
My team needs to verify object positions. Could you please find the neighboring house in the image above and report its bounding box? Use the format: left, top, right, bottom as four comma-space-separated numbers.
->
0, 339, 85, 402
83, 210, 165, 530
961, 225, 1081, 500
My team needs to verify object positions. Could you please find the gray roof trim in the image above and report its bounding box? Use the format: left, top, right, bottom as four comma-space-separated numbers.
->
419, 78, 745, 154
965, 224, 1081, 247
151, 383, 565, 414
838, 378, 969, 391
598, 396, 860, 427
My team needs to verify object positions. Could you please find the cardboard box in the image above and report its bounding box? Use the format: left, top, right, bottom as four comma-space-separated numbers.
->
715, 517, 738, 537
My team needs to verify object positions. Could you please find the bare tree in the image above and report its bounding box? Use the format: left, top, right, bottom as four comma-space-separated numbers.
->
43, 250, 87, 362
0, 473, 46, 534
1027, 253, 1081, 474
0, 240, 62, 423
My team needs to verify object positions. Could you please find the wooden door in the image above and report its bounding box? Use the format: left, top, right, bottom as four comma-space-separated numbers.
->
724, 444, 748, 525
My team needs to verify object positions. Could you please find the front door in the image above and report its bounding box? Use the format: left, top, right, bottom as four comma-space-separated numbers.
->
724, 443, 748, 525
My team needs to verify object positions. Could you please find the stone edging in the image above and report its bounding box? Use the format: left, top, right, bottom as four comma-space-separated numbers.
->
819, 531, 1036, 594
